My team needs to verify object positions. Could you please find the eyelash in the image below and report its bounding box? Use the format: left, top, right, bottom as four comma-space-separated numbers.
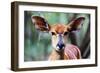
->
51, 32, 56, 35
64, 32, 68, 35
51, 32, 68, 36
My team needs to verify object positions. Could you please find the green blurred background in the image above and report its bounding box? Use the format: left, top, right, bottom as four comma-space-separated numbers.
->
24, 11, 90, 61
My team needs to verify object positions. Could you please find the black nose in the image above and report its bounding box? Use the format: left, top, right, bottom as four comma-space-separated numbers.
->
57, 43, 65, 49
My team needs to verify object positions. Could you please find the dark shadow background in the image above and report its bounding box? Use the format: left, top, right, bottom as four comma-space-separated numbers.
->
24, 11, 90, 61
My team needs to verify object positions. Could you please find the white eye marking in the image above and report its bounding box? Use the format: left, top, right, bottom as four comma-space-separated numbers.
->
51, 35, 58, 49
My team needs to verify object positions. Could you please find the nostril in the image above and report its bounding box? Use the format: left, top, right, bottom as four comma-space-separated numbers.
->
57, 43, 65, 49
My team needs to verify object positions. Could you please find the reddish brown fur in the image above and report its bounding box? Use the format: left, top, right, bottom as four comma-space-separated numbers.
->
51, 24, 69, 34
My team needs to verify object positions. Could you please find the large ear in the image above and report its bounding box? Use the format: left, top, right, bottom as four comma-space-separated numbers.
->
68, 17, 85, 31
31, 16, 51, 32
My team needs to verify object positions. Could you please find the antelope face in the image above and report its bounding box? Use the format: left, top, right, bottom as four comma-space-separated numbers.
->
50, 24, 70, 51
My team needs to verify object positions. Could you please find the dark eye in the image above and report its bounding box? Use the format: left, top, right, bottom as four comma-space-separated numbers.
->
51, 32, 56, 35
64, 32, 68, 35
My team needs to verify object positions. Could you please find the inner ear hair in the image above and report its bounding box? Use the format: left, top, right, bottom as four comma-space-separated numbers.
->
31, 16, 51, 32
68, 17, 85, 31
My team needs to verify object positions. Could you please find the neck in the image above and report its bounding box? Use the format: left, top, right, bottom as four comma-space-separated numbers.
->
49, 49, 65, 60
55, 49, 64, 60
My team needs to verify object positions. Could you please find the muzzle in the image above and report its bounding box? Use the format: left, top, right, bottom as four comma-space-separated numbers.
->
56, 34, 65, 50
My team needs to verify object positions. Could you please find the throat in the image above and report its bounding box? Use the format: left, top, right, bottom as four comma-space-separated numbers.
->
55, 49, 64, 60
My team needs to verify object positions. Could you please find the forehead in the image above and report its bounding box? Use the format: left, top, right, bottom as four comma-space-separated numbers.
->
51, 24, 68, 33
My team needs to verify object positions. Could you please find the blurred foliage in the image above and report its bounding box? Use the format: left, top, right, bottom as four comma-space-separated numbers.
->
24, 11, 90, 61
